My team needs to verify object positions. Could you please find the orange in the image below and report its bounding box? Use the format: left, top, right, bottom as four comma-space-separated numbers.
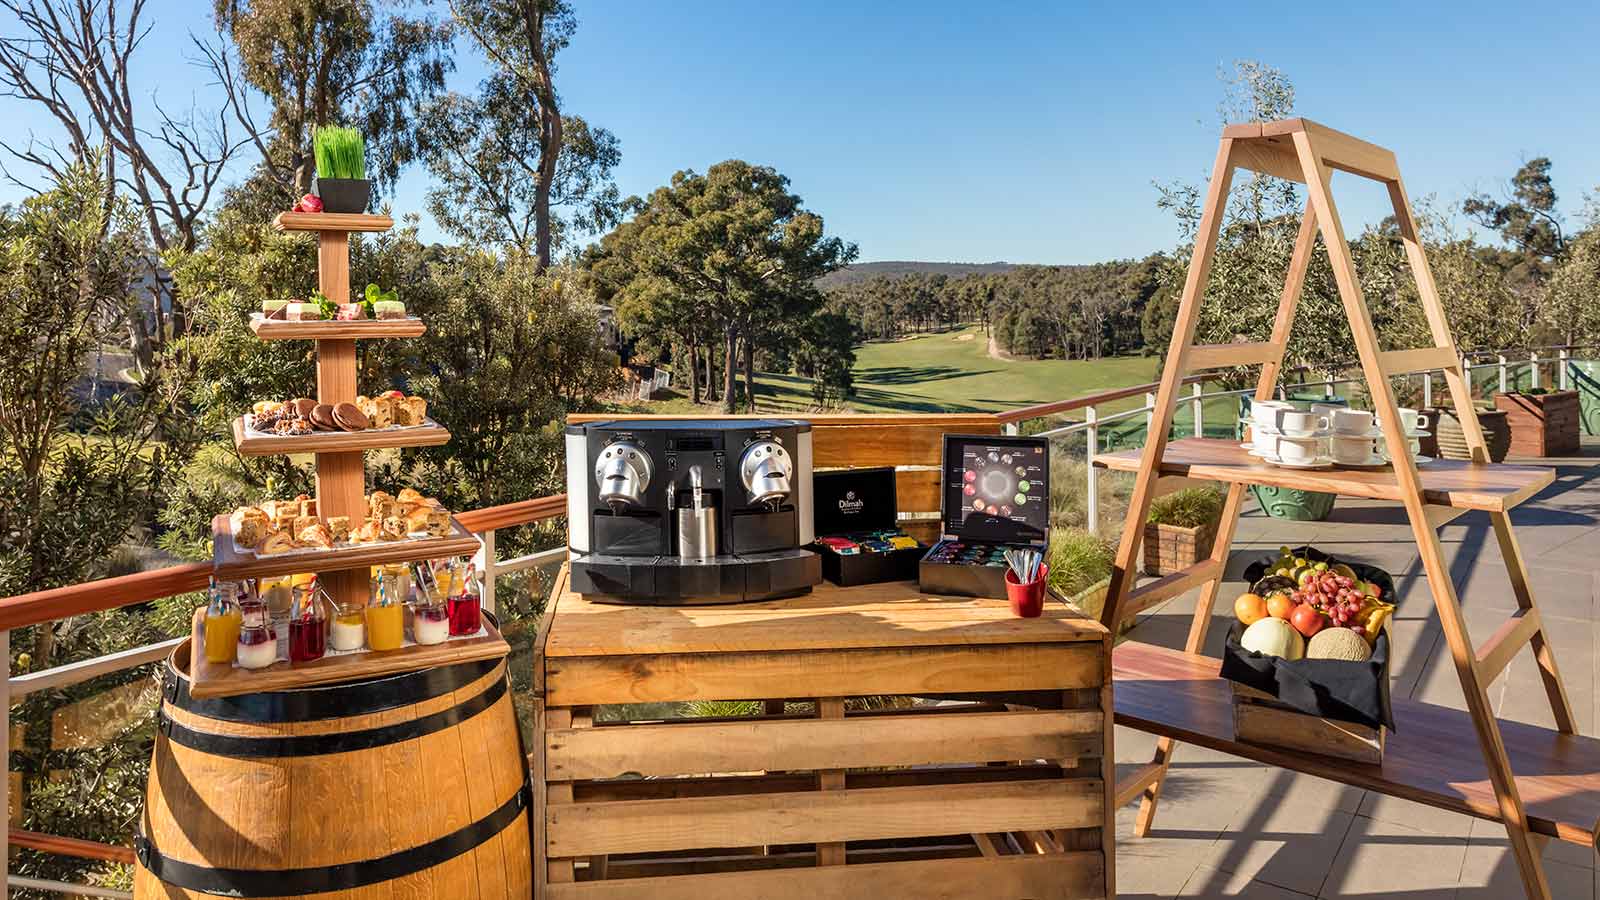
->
1266, 592, 1296, 620
1233, 592, 1267, 626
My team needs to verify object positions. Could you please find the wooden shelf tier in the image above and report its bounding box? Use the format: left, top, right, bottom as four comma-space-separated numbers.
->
186, 608, 508, 699
248, 314, 425, 341
271, 211, 393, 232
210, 514, 480, 581
1094, 438, 1553, 513
231, 416, 450, 456
1114, 640, 1600, 847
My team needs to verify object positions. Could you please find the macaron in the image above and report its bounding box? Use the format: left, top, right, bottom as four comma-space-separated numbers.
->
332, 401, 368, 432
309, 403, 337, 431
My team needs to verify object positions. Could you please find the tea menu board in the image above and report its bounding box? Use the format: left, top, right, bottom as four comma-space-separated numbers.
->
942, 434, 1049, 542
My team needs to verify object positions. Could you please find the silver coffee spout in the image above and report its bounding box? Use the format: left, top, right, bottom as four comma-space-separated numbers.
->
595, 441, 652, 510
739, 440, 792, 506
676, 465, 717, 560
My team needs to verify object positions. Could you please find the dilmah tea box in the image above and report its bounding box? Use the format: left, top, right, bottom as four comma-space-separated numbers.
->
810, 467, 924, 587
919, 434, 1051, 599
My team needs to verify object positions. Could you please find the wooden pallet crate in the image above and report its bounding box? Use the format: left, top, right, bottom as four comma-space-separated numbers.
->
1230, 681, 1384, 765
532, 566, 1114, 899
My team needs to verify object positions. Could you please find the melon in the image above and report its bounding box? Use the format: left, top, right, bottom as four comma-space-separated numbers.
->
1307, 627, 1371, 662
1241, 617, 1304, 660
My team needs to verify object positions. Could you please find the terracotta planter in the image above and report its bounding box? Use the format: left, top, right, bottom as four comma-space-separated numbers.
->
1494, 391, 1580, 457
1143, 520, 1217, 576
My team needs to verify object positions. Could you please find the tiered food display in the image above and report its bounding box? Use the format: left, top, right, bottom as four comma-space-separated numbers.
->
1233, 546, 1396, 660
194, 131, 505, 698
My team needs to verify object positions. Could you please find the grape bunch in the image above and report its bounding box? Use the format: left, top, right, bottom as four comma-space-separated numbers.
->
1293, 572, 1369, 638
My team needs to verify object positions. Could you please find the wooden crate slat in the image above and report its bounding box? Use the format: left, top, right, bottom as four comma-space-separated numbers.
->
546, 779, 1103, 857
545, 642, 1103, 707
545, 852, 1105, 900
547, 709, 1103, 781
571, 764, 1068, 804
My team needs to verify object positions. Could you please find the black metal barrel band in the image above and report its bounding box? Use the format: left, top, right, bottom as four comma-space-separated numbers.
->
136, 783, 530, 896
158, 675, 508, 757
162, 655, 503, 723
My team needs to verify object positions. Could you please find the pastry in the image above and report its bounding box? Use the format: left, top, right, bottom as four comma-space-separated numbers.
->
269, 503, 298, 532
422, 506, 451, 537
293, 398, 317, 418
309, 403, 337, 431
351, 518, 382, 543
297, 522, 333, 548
261, 299, 288, 320
399, 396, 427, 425
368, 491, 394, 518
396, 487, 424, 504
274, 417, 314, 435
372, 300, 406, 319
356, 395, 393, 429
381, 516, 408, 540
403, 506, 432, 533
292, 514, 317, 535
284, 302, 324, 320
331, 402, 367, 432
258, 531, 295, 555
335, 304, 365, 320
298, 497, 317, 517
327, 516, 351, 543
230, 507, 269, 548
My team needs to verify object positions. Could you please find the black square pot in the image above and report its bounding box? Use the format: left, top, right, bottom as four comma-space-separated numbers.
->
312, 177, 371, 214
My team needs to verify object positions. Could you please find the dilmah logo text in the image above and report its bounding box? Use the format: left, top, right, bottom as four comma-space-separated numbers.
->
838, 490, 865, 513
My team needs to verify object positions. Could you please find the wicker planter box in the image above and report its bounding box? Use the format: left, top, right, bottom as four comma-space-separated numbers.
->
1495, 390, 1580, 457
1143, 521, 1216, 577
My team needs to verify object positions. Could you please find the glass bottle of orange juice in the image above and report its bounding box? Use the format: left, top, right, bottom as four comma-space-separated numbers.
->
365, 573, 405, 651
203, 579, 242, 664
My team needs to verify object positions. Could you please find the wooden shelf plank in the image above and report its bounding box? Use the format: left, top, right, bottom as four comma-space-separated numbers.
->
210, 514, 480, 581
1113, 640, 1600, 847
231, 416, 450, 456
186, 608, 508, 699
1094, 438, 1553, 512
248, 314, 425, 340
271, 211, 394, 232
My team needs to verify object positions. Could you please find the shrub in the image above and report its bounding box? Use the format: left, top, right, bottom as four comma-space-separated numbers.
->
1147, 486, 1225, 529
1048, 526, 1114, 597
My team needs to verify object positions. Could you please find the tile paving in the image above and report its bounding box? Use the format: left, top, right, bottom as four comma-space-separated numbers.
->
1114, 440, 1600, 898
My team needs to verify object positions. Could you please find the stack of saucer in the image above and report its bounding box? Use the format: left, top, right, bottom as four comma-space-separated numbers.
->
1241, 400, 1333, 468
1319, 406, 1390, 468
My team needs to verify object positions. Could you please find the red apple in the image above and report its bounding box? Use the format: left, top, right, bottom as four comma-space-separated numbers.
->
1289, 603, 1326, 638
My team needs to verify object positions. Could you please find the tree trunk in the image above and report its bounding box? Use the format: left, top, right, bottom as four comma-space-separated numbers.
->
722, 324, 738, 414
688, 339, 701, 404
524, 5, 564, 273
743, 333, 756, 412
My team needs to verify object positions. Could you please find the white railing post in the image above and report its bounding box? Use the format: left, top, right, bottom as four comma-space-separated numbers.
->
475, 529, 497, 615
1003, 422, 1019, 436
1559, 347, 1571, 390
1498, 354, 1508, 393
1422, 371, 1433, 409
1144, 392, 1155, 439
1324, 376, 1335, 400
1085, 405, 1099, 534
1191, 382, 1204, 438
1531, 351, 1541, 390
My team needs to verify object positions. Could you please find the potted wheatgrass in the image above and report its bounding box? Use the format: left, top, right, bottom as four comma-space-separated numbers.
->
311, 125, 371, 213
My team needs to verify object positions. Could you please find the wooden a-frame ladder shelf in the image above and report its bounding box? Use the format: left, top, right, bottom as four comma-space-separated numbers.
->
1099, 118, 1597, 900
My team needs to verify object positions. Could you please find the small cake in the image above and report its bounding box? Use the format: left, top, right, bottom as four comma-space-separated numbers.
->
422, 506, 451, 537
400, 396, 427, 425
331, 402, 367, 432
372, 300, 406, 319
297, 522, 333, 548
381, 516, 408, 540
396, 487, 425, 504
293, 398, 317, 418
261, 299, 288, 320
327, 516, 351, 543
351, 518, 382, 543
284, 302, 324, 320
258, 531, 295, 555
309, 403, 337, 431
335, 304, 365, 320
404, 506, 432, 534
300, 498, 318, 517
230, 507, 269, 548
356, 395, 393, 429
369, 491, 396, 520
292, 514, 317, 536
270, 503, 298, 532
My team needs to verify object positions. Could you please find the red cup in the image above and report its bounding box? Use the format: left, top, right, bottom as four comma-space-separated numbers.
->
1005, 564, 1049, 618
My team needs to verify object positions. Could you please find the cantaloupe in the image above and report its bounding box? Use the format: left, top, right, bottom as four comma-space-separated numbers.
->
1241, 617, 1304, 660
1307, 627, 1371, 662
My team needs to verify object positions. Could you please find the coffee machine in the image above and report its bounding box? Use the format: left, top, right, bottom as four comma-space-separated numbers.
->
565, 419, 821, 604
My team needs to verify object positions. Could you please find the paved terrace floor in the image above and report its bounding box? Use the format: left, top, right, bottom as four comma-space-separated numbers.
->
1115, 438, 1600, 899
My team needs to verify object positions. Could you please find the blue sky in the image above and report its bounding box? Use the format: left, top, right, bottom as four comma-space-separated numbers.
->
3, 1, 1597, 263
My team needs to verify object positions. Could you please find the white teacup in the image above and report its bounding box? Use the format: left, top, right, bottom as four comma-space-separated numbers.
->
1250, 400, 1295, 429
1332, 435, 1376, 464
1331, 408, 1374, 435
1397, 407, 1430, 434
1257, 434, 1327, 463
1275, 410, 1329, 437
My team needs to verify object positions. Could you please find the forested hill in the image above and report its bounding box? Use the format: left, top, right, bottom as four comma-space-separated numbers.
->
817, 260, 1022, 287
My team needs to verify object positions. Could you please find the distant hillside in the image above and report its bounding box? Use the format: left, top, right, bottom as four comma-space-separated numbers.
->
817, 260, 1019, 288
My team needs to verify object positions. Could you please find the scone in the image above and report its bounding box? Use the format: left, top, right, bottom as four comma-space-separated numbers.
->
230, 507, 269, 548
327, 516, 351, 543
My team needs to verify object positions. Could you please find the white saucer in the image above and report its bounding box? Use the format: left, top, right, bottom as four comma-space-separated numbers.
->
1247, 424, 1332, 439
1333, 455, 1390, 468
1250, 449, 1335, 468
1332, 427, 1430, 439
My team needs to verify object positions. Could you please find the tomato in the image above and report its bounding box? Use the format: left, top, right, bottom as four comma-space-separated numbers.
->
1289, 603, 1326, 638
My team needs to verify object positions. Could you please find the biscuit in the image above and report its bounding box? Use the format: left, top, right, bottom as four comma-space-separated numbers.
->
332, 401, 367, 431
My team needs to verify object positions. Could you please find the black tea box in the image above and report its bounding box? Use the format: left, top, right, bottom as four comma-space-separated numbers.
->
810, 467, 924, 587
919, 434, 1050, 599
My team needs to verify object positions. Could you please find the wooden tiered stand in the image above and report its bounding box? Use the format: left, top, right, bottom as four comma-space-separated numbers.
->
193, 211, 504, 699
530, 567, 1115, 899
1098, 119, 1600, 899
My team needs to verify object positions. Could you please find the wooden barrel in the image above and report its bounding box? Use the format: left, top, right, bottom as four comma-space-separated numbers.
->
135, 644, 531, 899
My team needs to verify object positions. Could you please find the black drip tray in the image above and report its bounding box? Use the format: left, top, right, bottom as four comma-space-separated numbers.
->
570, 549, 821, 606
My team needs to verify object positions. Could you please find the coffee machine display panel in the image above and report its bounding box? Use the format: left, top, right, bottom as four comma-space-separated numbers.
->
565, 419, 821, 605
